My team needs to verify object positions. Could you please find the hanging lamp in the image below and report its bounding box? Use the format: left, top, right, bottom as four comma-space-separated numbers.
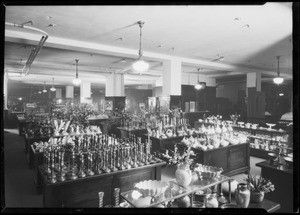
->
273, 55, 284, 85
73, 59, 82, 86
42, 82, 47, 93
132, 21, 149, 73
195, 68, 202, 90
50, 77, 56, 91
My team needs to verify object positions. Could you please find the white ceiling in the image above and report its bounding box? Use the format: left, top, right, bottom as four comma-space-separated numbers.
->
4, 3, 293, 90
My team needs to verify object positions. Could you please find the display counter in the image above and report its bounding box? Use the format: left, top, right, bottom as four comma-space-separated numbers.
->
121, 174, 231, 208
256, 158, 293, 212
179, 142, 250, 177
40, 159, 166, 207
194, 121, 291, 159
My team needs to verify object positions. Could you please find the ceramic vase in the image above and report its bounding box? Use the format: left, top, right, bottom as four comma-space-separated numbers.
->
250, 191, 265, 203
175, 163, 192, 187
235, 183, 250, 208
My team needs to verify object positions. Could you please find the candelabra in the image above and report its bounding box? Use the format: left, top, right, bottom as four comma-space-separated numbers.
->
57, 148, 66, 182
66, 148, 78, 180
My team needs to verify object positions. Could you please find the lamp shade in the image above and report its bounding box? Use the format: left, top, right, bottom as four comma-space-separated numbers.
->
73, 77, 82, 86
132, 60, 149, 72
273, 76, 284, 85
50, 86, 56, 91
195, 83, 202, 90
42, 89, 47, 93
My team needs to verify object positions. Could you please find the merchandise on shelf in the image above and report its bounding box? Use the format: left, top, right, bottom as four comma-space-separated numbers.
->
39, 133, 160, 183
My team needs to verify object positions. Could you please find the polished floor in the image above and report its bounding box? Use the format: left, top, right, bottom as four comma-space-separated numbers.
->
3, 129, 264, 208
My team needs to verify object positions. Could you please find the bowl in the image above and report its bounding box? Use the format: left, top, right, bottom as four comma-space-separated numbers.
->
134, 180, 169, 197
284, 156, 293, 167
194, 164, 223, 179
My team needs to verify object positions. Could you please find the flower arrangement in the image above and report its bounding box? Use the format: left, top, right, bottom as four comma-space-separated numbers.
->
230, 113, 240, 124
157, 143, 195, 167
244, 173, 275, 193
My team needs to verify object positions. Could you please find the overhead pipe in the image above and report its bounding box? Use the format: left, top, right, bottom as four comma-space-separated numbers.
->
5, 21, 49, 76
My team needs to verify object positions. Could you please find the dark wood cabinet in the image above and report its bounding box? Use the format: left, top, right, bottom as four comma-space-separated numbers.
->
180, 143, 250, 176
256, 159, 293, 213
40, 161, 165, 207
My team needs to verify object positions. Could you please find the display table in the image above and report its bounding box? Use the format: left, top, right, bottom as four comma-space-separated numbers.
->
121, 174, 231, 208
40, 160, 166, 207
179, 142, 250, 177
117, 127, 147, 139
140, 134, 184, 153
256, 158, 293, 213
194, 121, 291, 160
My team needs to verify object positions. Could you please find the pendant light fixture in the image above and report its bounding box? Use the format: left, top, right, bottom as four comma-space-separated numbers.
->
42, 82, 47, 93
132, 21, 149, 73
50, 77, 56, 91
273, 55, 284, 85
195, 68, 202, 90
73, 59, 82, 86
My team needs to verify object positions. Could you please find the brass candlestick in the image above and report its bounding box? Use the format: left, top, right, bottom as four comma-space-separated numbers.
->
102, 149, 110, 173
111, 147, 118, 172
86, 151, 94, 176
126, 147, 132, 169
132, 143, 138, 168
66, 148, 78, 180
93, 150, 102, 175
144, 141, 149, 165
57, 149, 66, 182
49, 149, 57, 183
77, 151, 86, 178
44, 148, 51, 175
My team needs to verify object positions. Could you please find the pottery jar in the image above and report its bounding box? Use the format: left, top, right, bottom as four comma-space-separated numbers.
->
235, 183, 250, 208
205, 193, 219, 208
175, 163, 192, 187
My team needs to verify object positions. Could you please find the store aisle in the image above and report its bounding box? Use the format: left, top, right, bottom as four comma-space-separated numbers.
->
4, 129, 43, 208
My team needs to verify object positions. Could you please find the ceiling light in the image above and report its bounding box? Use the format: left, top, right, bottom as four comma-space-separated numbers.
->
195, 68, 202, 90
73, 59, 82, 86
279, 93, 284, 96
50, 77, 56, 91
38, 91, 42, 94
18, 97, 22, 101
42, 82, 47, 93
132, 21, 149, 73
273, 56, 284, 85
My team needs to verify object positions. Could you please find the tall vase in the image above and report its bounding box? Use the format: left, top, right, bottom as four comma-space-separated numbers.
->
250, 191, 265, 203
235, 183, 250, 208
175, 163, 192, 187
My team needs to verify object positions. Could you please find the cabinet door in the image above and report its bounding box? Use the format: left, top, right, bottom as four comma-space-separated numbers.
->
228, 145, 247, 170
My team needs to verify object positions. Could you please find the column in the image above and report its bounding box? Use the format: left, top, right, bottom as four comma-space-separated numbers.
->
66, 86, 74, 98
3, 71, 8, 109
80, 82, 92, 104
246, 72, 264, 120
105, 72, 125, 111
162, 59, 182, 111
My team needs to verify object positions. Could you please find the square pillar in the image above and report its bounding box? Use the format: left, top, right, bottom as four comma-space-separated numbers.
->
162, 59, 182, 96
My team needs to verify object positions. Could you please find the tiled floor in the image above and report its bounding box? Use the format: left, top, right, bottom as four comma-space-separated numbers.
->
3, 128, 266, 208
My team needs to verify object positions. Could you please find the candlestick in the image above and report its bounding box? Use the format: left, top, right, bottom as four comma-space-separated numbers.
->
98, 191, 104, 208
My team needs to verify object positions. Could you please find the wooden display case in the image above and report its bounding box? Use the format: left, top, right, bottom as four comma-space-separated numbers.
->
256, 158, 293, 213
179, 142, 250, 177
40, 160, 165, 207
